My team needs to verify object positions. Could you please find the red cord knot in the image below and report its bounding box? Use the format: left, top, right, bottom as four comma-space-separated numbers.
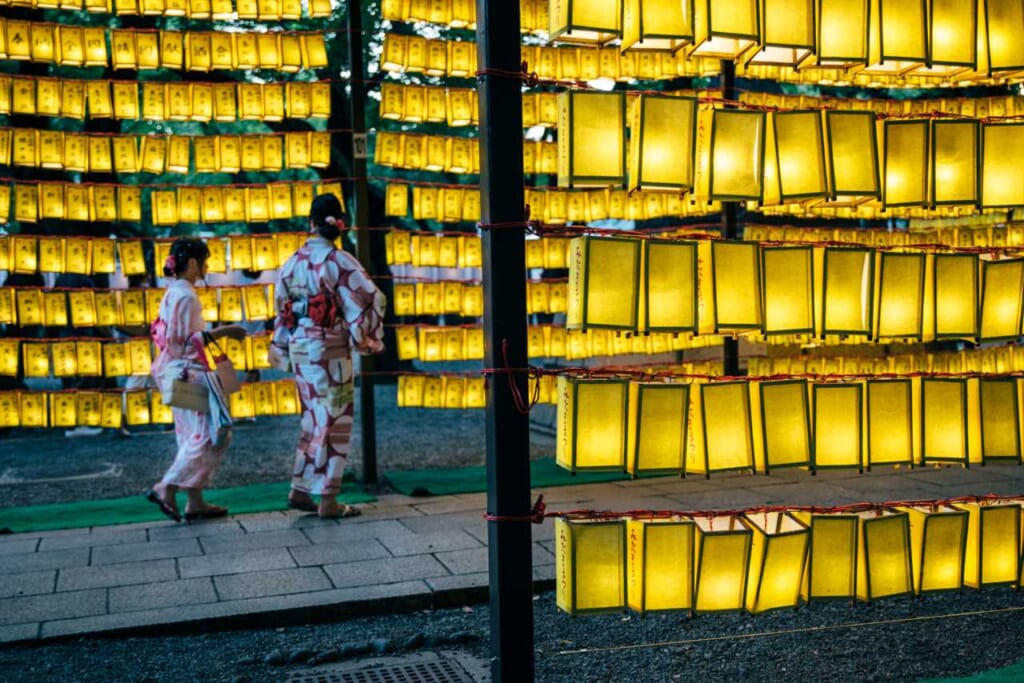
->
483, 495, 547, 524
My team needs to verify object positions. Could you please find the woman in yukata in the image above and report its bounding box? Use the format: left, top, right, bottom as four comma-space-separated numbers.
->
145, 238, 247, 522
271, 194, 386, 519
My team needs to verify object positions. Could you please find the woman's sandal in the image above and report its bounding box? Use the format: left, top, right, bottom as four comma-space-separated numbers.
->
144, 489, 182, 523
319, 504, 361, 520
183, 505, 229, 522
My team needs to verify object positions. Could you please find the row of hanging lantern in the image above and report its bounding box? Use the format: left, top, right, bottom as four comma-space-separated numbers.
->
0, 231, 317, 275
0, 0, 335, 19
743, 222, 1024, 250
2, 129, 332, 174
1, 334, 273, 378
568, 235, 1024, 343
6, 181, 341, 226
384, 230, 485, 268
374, 132, 541, 175
1, 21, 329, 71
741, 90, 1024, 121
751, 345, 1024, 378
0, 380, 299, 429
560, 92, 1024, 210
392, 281, 484, 318
0, 76, 332, 121
556, 499, 1024, 616
380, 0, 550, 32
556, 372, 1024, 476
1, 285, 274, 328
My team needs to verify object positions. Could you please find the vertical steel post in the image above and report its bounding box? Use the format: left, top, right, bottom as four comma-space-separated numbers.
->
346, 0, 378, 487
721, 59, 741, 376
476, 1, 534, 681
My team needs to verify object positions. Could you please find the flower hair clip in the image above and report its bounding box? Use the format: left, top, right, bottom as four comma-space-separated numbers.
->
324, 216, 337, 226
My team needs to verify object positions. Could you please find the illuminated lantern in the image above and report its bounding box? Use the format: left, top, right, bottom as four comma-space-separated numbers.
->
981, 123, 1024, 207
76, 392, 101, 428
621, 0, 692, 52
149, 391, 173, 425
629, 95, 696, 192
302, 34, 328, 69
103, 341, 130, 377
51, 341, 77, 377
395, 327, 418, 361
823, 247, 873, 336
863, 0, 927, 75
0, 393, 18, 427
555, 518, 626, 615
689, 0, 758, 59
922, 378, 968, 465
758, 379, 811, 473
397, 374, 424, 407
127, 338, 152, 376
744, 511, 808, 614
932, 253, 976, 339
465, 377, 485, 408
421, 376, 444, 407
826, 111, 880, 200
812, 382, 863, 471
219, 288, 244, 323
918, 0, 976, 76
952, 501, 1021, 588
383, 184, 406, 218
548, 0, 621, 45
979, 378, 1020, 462
788, 513, 858, 601
695, 381, 754, 474
693, 515, 752, 613
639, 240, 696, 333
626, 382, 689, 477
43, 291, 68, 327
0, 340, 18, 376
556, 375, 627, 472
124, 390, 150, 425
23, 343, 50, 378
274, 380, 299, 415
16, 289, 44, 326
118, 186, 142, 222
866, 379, 914, 468
251, 382, 276, 416
876, 252, 924, 339
19, 392, 46, 428
932, 121, 978, 206
712, 241, 761, 330
443, 375, 466, 408
247, 335, 271, 371
746, 0, 814, 65
761, 245, 813, 335
442, 328, 464, 361
770, 111, 827, 201
557, 92, 626, 188
979, 258, 1024, 342
50, 393, 79, 428
230, 384, 255, 419
99, 392, 123, 429
985, 0, 1024, 72
93, 293, 119, 328
855, 510, 913, 602
883, 121, 928, 208
895, 505, 969, 594
626, 519, 695, 614
38, 236, 64, 272
0, 290, 14, 325
816, 0, 869, 66
461, 285, 484, 317
566, 236, 641, 331
710, 110, 765, 201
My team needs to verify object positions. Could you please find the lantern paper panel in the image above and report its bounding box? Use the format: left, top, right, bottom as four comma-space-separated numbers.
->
761, 245, 814, 334
556, 376, 628, 472
953, 502, 1021, 588
979, 379, 1021, 462
712, 241, 762, 330
621, 0, 693, 53
744, 511, 809, 614
710, 109, 765, 200
933, 254, 977, 339
557, 91, 626, 188
823, 247, 874, 336
693, 516, 752, 613
899, 506, 968, 594
875, 252, 925, 339
628, 94, 696, 191
978, 258, 1024, 342
749, 0, 814, 66
642, 239, 697, 332
792, 513, 858, 601
932, 120, 978, 206
866, 379, 915, 468
626, 382, 689, 477
555, 518, 626, 616
699, 381, 754, 474
626, 519, 695, 614
883, 120, 928, 207
771, 110, 827, 200
922, 378, 968, 464
566, 236, 641, 331
813, 383, 863, 471
548, 0, 622, 45
826, 111, 880, 198
758, 380, 811, 472
981, 123, 1024, 207
857, 512, 913, 602
817, 0, 869, 66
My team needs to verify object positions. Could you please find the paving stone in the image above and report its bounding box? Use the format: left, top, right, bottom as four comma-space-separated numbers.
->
0, 547, 90, 575
0, 588, 106, 626
90, 538, 202, 567
148, 520, 245, 541
533, 565, 555, 582
199, 529, 310, 555
300, 519, 414, 545
434, 547, 487, 575
289, 538, 391, 567
0, 538, 39, 556
426, 572, 488, 593
179, 548, 297, 578
58, 559, 177, 592
323, 555, 451, 589
214, 567, 332, 601
109, 577, 217, 614
410, 497, 484, 515
377, 529, 481, 557
0, 571, 55, 598
236, 513, 330, 533
37, 528, 148, 551
398, 512, 487, 535
0, 623, 39, 644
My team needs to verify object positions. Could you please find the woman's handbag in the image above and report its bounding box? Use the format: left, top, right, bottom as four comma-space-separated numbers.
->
205, 334, 241, 395
162, 370, 210, 412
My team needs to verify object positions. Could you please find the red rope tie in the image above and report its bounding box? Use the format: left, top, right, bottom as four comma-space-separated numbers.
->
484, 494, 546, 524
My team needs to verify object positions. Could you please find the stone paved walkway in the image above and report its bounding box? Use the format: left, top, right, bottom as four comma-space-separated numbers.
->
3, 463, 1024, 645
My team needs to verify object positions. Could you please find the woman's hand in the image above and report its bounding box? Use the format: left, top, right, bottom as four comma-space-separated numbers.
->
211, 325, 247, 342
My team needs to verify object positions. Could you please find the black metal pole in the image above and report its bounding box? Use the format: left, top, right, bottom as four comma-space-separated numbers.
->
721, 59, 741, 376
346, 0, 378, 487
476, 1, 534, 682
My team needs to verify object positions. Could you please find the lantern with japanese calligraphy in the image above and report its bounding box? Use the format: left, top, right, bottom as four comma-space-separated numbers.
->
629, 94, 696, 192
125, 390, 150, 425
556, 375, 627, 472
274, 380, 299, 415
19, 392, 46, 428
626, 382, 689, 477
567, 236, 641, 331
626, 518, 695, 614
710, 110, 765, 201
557, 91, 626, 188
555, 518, 626, 615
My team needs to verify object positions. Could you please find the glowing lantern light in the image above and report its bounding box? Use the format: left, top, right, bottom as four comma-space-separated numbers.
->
548, 0, 621, 45
642, 240, 696, 333
817, 0, 869, 67
47, 394, 75, 430
876, 252, 924, 339
979, 378, 1020, 463
791, 513, 858, 601
922, 378, 968, 465
823, 247, 873, 336
932, 121, 978, 206
20, 392, 46, 428
865, 0, 927, 75
712, 241, 761, 331
621, 0, 692, 52
883, 121, 928, 208
23, 343, 51, 378
710, 110, 765, 201
952, 501, 1021, 588
398, 376, 424, 408
628, 95, 696, 192
556, 375, 628, 472
0, 393, 19, 427
771, 111, 827, 201
626, 519, 695, 614
979, 258, 1024, 342
812, 383, 863, 471
896, 505, 968, 594
76, 393, 101, 427
933, 254, 977, 339
567, 236, 641, 331
857, 511, 913, 602
694, 515, 752, 613
866, 379, 914, 469
758, 379, 811, 473
985, 0, 1024, 72
100, 392, 123, 429
744, 511, 809, 614
698, 381, 754, 474
981, 123, 1024, 208
919, 0, 976, 75
762, 246, 814, 335
826, 111, 880, 200
626, 382, 689, 477
557, 91, 626, 188
689, 0, 758, 59
748, 0, 814, 66
125, 390, 150, 426
555, 518, 626, 615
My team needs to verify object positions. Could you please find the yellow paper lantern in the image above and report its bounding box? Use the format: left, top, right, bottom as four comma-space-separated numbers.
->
922, 378, 968, 464
710, 110, 766, 200
51, 341, 77, 378
229, 384, 255, 419
93, 293, 119, 328
771, 111, 828, 201
932, 253, 977, 339
744, 511, 808, 614
23, 342, 51, 378
150, 391, 173, 425
979, 258, 1024, 342
49, 392, 76, 429
557, 91, 626, 188
99, 392, 123, 429
921, 0, 976, 74
932, 120, 978, 206
761, 245, 813, 335
876, 252, 924, 339
16, 289, 43, 326
43, 291, 68, 327
826, 111, 880, 200
693, 515, 752, 612
556, 375, 628, 472
0, 392, 19, 427
621, 0, 692, 52
76, 392, 101, 428
813, 382, 864, 471
823, 247, 873, 336
985, 0, 1024, 72
883, 121, 928, 207
979, 378, 1020, 462
219, 287, 244, 323
555, 518, 626, 616
567, 236, 641, 331
626, 382, 689, 476
855, 511, 914, 602
19, 392, 46, 428
125, 390, 150, 425
274, 380, 299, 415
897, 505, 969, 594
791, 512, 858, 600
102, 341, 130, 377
758, 379, 811, 473
0, 341, 18, 376
981, 123, 1024, 207
866, 379, 914, 468
696, 381, 754, 474
626, 519, 695, 614
952, 501, 1021, 588
548, 0, 621, 45
816, 0, 869, 66
864, 0, 927, 75
397, 374, 425, 407
689, 0, 758, 59
629, 94, 696, 192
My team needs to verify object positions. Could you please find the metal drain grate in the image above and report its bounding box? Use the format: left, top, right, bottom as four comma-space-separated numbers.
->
286, 654, 479, 683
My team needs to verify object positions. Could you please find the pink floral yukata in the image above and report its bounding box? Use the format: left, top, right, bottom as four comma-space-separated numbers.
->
151, 279, 229, 489
272, 237, 385, 496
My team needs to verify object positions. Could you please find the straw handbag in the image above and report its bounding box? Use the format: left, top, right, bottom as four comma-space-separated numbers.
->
162, 371, 209, 412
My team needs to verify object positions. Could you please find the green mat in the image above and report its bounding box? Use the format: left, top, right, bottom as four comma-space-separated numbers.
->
384, 458, 633, 496
0, 481, 376, 534
920, 660, 1024, 683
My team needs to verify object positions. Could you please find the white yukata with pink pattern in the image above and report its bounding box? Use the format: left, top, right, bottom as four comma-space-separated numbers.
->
272, 237, 385, 496
151, 279, 230, 489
